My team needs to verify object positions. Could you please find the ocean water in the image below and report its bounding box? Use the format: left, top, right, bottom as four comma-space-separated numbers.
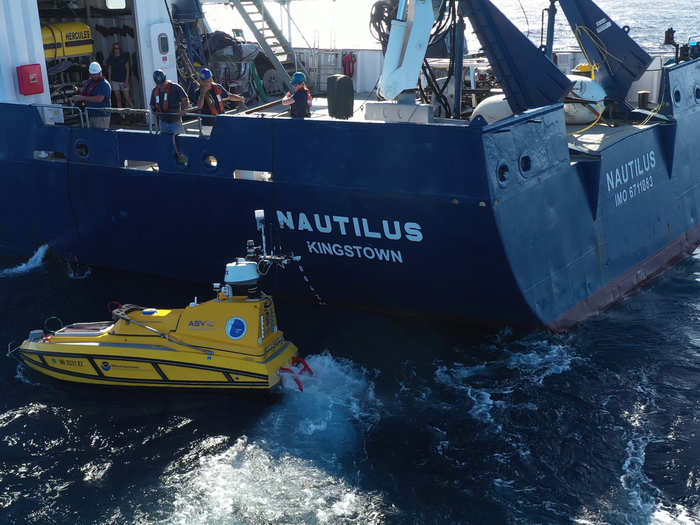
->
205, 0, 700, 52
5, 2, 700, 524
5, 244, 700, 524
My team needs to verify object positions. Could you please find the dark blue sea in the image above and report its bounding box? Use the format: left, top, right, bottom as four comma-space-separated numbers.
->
3, 242, 700, 524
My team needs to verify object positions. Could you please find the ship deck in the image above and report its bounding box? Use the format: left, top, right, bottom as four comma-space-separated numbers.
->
567, 122, 655, 153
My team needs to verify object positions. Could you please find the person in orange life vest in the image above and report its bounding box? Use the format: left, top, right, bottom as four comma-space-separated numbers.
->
282, 72, 312, 118
70, 62, 112, 129
149, 69, 189, 164
194, 68, 244, 132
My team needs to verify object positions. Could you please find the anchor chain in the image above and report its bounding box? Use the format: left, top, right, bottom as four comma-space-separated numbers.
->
296, 262, 327, 306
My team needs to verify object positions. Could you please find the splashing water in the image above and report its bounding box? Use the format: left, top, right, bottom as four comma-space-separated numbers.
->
505, 343, 580, 385
14, 364, 40, 387
139, 352, 386, 524
0, 245, 49, 278
267, 352, 381, 450
156, 435, 385, 525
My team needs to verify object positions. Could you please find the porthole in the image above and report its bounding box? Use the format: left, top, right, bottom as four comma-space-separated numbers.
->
520, 155, 532, 173
695, 86, 700, 103
497, 163, 509, 184
203, 154, 218, 170
158, 33, 169, 55
673, 89, 682, 104
75, 140, 89, 159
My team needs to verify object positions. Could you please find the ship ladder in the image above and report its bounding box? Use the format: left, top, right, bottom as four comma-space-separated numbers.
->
229, 0, 308, 94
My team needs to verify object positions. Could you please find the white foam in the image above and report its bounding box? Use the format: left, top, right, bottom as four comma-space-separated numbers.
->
506, 343, 577, 385
0, 244, 49, 278
620, 434, 658, 516
615, 378, 669, 523
651, 504, 700, 524
0, 403, 48, 429
80, 461, 112, 483
466, 387, 505, 431
145, 352, 386, 524
271, 352, 381, 445
493, 478, 515, 489
14, 363, 40, 386
158, 435, 385, 525
434, 363, 489, 386
434, 342, 576, 394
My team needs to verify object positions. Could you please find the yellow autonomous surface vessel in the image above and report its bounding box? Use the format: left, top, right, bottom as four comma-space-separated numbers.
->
12, 254, 311, 390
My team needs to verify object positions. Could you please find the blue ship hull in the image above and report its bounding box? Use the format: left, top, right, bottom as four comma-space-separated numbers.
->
2, 59, 699, 329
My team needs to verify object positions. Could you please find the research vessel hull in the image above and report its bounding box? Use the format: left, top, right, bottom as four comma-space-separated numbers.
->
3, 57, 700, 329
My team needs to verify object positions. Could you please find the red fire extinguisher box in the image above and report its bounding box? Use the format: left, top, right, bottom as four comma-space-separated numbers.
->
16, 64, 44, 96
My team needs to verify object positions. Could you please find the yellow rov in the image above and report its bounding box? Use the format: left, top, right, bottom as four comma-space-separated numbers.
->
13, 254, 312, 391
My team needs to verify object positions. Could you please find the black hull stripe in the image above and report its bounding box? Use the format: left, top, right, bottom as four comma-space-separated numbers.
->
152, 363, 168, 381
51, 339, 270, 359
24, 358, 268, 387
65, 39, 94, 47
87, 356, 104, 377
22, 349, 270, 380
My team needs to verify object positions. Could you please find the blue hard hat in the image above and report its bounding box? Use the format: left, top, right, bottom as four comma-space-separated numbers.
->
290, 72, 306, 85
199, 68, 213, 81
153, 69, 166, 84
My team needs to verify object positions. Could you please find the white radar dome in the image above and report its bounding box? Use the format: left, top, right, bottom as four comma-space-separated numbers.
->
224, 259, 260, 285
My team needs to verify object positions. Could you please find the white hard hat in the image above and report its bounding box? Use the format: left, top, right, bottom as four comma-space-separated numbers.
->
88, 61, 102, 74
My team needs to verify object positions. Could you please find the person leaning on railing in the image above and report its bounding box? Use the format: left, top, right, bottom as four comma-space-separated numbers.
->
149, 69, 189, 165
70, 61, 112, 129
282, 72, 312, 119
194, 68, 245, 135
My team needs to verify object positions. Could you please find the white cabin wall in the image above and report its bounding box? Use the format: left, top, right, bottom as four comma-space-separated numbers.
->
0, 0, 51, 105
133, 0, 177, 109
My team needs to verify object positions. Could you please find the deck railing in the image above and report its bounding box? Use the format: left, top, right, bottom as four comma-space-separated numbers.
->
33, 103, 273, 135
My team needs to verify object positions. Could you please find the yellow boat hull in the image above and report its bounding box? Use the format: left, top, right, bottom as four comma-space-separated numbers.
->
19, 340, 296, 389
18, 337, 297, 389
16, 295, 300, 390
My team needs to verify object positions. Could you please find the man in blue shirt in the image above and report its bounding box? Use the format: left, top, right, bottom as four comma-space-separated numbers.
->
282, 72, 312, 119
71, 62, 112, 129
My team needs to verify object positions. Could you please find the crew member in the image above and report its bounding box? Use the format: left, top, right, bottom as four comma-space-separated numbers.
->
149, 69, 189, 164
194, 68, 245, 135
107, 42, 133, 119
282, 72, 312, 119
71, 62, 112, 129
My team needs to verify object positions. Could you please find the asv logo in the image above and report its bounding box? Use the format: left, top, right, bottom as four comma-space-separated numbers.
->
225, 317, 247, 340
188, 320, 215, 328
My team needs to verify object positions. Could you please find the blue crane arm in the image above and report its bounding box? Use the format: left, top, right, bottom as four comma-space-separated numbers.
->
459, 0, 573, 115
557, 0, 653, 101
